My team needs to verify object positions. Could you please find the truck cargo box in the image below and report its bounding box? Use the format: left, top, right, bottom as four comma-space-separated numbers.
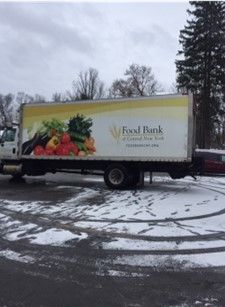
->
19, 94, 193, 162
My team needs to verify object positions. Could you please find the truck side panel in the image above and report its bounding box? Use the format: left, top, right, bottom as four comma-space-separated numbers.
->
19, 95, 191, 162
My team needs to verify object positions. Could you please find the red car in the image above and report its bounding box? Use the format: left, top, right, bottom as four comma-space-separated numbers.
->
195, 149, 225, 175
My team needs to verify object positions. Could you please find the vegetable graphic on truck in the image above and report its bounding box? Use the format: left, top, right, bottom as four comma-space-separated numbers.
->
22, 114, 96, 157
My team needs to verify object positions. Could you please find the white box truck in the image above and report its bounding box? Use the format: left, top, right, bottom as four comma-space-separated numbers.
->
0, 94, 201, 189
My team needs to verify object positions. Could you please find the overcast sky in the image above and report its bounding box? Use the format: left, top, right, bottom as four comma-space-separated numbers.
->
0, 2, 190, 99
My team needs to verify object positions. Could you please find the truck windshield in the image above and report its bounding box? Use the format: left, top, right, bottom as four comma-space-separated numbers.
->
1, 128, 16, 142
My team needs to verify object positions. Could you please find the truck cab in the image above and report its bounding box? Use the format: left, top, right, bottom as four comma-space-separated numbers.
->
0, 125, 19, 160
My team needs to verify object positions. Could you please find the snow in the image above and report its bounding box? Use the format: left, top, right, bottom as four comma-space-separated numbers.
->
196, 148, 225, 154
0, 204, 87, 246
0, 249, 35, 263
77, 184, 223, 220
29, 228, 87, 246
102, 238, 225, 251
5, 223, 37, 241
3, 201, 46, 214
114, 251, 225, 270
102, 269, 146, 277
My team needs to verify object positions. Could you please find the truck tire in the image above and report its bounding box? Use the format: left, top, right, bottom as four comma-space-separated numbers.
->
169, 171, 185, 179
104, 164, 132, 189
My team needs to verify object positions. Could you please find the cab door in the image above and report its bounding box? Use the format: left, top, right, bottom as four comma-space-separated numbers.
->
0, 127, 18, 159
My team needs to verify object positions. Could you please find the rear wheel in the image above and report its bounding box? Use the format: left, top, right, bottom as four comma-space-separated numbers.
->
104, 164, 132, 189
169, 170, 186, 179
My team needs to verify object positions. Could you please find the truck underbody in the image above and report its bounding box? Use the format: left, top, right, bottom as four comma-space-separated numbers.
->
0, 157, 203, 189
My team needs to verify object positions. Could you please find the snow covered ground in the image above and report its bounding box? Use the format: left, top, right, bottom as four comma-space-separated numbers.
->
1, 174, 225, 271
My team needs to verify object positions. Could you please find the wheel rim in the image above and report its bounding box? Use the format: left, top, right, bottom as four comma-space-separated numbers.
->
108, 168, 124, 185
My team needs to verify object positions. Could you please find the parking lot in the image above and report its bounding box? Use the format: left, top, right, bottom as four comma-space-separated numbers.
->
1, 173, 225, 306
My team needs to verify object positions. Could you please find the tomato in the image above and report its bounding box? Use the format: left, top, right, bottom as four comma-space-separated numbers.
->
60, 133, 71, 144
55, 144, 70, 156
34, 145, 45, 156
61, 142, 79, 156
45, 148, 55, 155
68, 142, 79, 156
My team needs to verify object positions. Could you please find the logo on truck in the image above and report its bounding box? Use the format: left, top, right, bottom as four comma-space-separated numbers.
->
109, 124, 164, 143
122, 125, 163, 135
109, 126, 122, 143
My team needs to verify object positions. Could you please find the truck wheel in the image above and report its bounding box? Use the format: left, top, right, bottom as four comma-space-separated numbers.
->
104, 164, 131, 189
169, 171, 185, 179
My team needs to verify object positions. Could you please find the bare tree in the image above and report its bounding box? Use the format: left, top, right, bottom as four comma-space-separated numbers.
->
71, 68, 105, 100
52, 92, 63, 102
0, 94, 14, 127
33, 94, 46, 103
16, 92, 34, 105
110, 79, 133, 98
16, 92, 46, 104
169, 82, 178, 94
110, 64, 159, 98
52, 92, 70, 103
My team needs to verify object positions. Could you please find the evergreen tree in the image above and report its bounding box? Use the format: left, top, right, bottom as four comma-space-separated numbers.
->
176, 1, 225, 148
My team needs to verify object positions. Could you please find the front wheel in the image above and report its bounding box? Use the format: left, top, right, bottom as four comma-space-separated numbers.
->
104, 164, 132, 189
